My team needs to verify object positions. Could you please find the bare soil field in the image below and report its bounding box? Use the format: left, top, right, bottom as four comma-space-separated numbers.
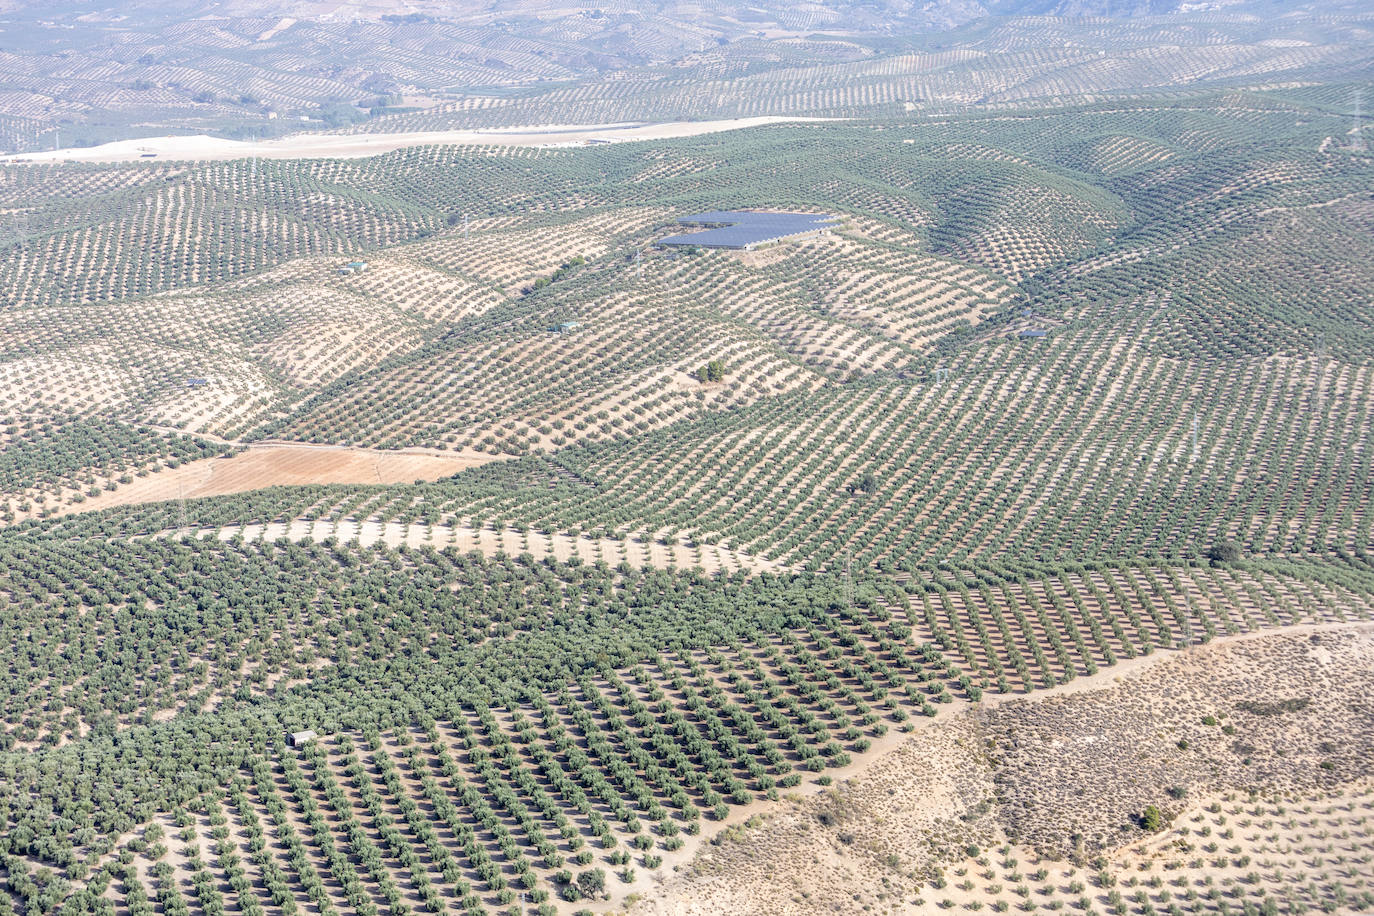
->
5, 117, 840, 164
629, 623, 1374, 916
60, 444, 500, 515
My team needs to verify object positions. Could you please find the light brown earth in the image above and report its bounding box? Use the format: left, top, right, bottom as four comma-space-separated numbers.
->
5, 117, 842, 164
58, 444, 502, 515
627, 623, 1374, 916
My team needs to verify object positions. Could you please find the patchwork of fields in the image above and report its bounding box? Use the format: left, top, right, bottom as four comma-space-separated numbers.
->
0, 11, 1371, 914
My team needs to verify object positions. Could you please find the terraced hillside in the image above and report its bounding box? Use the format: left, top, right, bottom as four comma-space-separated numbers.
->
0, 47, 1371, 916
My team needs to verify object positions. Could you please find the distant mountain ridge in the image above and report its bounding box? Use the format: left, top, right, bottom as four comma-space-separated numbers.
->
22, 0, 1324, 30
0, 0, 1364, 150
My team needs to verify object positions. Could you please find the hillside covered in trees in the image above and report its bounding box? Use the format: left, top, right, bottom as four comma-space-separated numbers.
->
0, 6, 1371, 915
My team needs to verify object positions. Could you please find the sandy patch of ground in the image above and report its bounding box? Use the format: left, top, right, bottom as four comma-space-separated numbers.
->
903, 779, 1374, 916
59, 445, 501, 515
255, 16, 295, 40
5, 117, 842, 164
629, 623, 1374, 916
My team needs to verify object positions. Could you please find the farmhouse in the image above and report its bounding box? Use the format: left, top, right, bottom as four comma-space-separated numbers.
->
659, 210, 840, 250
338, 260, 369, 275
288, 730, 318, 747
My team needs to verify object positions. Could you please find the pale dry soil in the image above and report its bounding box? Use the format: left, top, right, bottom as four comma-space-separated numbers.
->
58, 443, 500, 515
6, 117, 841, 163
626, 623, 1374, 916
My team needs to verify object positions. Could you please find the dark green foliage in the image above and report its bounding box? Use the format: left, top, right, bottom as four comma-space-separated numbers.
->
1234, 697, 1311, 717
696, 360, 727, 383
528, 256, 587, 294
0, 420, 222, 493
576, 869, 605, 897
7, 531, 1352, 912
1209, 540, 1244, 565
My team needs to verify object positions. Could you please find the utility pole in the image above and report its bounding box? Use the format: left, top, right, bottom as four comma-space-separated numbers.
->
1313, 330, 1328, 410
463, 212, 469, 239
1353, 88, 1367, 153
9, 210, 26, 252
843, 556, 854, 610
1191, 411, 1199, 464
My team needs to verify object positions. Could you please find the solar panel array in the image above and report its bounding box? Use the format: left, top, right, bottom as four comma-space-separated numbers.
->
659, 210, 840, 248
